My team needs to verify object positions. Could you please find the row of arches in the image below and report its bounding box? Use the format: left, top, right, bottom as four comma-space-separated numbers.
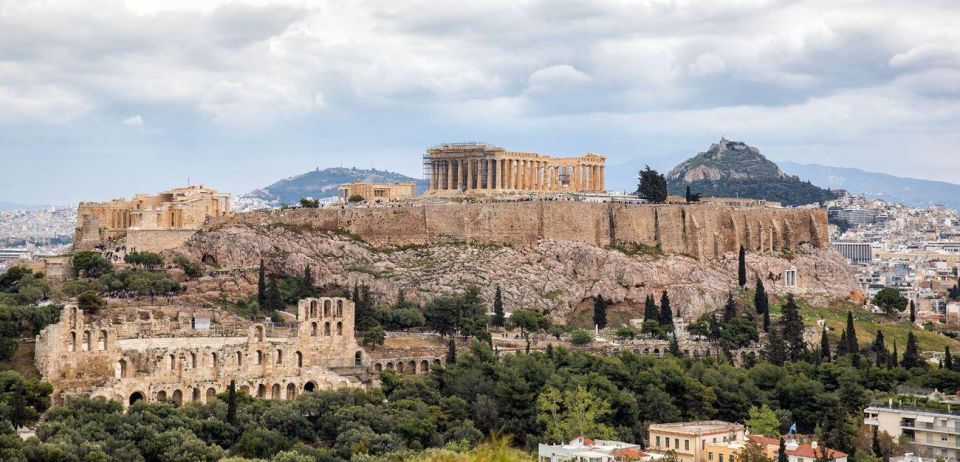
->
308, 321, 343, 337
307, 299, 345, 318
636, 347, 713, 358
129, 380, 330, 406
372, 358, 441, 375
67, 329, 108, 353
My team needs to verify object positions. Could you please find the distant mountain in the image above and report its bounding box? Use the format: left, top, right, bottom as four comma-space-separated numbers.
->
665, 139, 836, 206
779, 161, 960, 210
247, 167, 427, 205
0, 201, 55, 212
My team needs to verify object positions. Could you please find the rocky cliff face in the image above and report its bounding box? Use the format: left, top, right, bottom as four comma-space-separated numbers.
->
172, 202, 858, 323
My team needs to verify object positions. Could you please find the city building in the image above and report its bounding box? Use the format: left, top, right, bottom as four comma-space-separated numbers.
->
833, 241, 874, 262
75, 184, 231, 252
744, 435, 848, 462
646, 421, 745, 462
865, 402, 960, 461
538, 437, 656, 462
424, 143, 606, 194
337, 181, 416, 204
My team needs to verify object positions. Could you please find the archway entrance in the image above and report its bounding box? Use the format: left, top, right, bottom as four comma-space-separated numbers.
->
129, 391, 144, 406
304, 381, 316, 393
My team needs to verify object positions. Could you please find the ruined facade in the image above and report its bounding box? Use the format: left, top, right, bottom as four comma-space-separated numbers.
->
425, 143, 605, 194
75, 184, 231, 252
337, 181, 416, 203
35, 297, 373, 407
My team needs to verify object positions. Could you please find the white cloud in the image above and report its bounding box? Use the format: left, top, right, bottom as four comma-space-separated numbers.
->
688, 53, 726, 76
121, 115, 144, 127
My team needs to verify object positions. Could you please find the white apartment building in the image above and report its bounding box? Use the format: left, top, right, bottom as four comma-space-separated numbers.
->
865, 403, 960, 461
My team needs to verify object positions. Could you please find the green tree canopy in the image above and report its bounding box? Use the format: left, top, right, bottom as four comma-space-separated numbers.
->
536, 386, 616, 443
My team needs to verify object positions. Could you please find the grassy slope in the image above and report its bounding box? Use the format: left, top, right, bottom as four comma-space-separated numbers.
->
0, 341, 41, 380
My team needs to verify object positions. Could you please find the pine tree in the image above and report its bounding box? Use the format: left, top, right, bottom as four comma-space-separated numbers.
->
873, 330, 887, 368
723, 293, 737, 323
355, 284, 374, 331
902, 332, 922, 369
669, 332, 681, 356
738, 245, 747, 288
644, 295, 659, 324
909, 300, 916, 323
593, 296, 608, 329
766, 326, 788, 366
226, 379, 237, 425
754, 277, 768, 315
836, 329, 849, 356
257, 259, 266, 307
659, 291, 673, 326
446, 337, 457, 364
303, 265, 314, 297
872, 426, 882, 457
493, 285, 506, 328
947, 345, 955, 371
820, 327, 831, 362
709, 314, 721, 339
777, 437, 788, 462
779, 294, 806, 361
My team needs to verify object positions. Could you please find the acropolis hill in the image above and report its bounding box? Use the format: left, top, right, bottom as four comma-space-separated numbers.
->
175, 200, 857, 322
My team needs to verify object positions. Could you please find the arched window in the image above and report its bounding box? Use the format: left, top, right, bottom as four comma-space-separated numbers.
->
257, 384, 266, 398
310, 322, 318, 337
211, 352, 218, 367
129, 391, 144, 406
304, 382, 316, 393
336, 322, 343, 336
354, 351, 362, 366
433, 359, 441, 367
310, 300, 318, 318
375, 363, 383, 372
286, 383, 296, 400
116, 359, 127, 378
156, 390, 167, 402
408, 360, 416, 374
98, 330, 107, 351
190, 352, 197, 369
324, 322, 331, 336
256, 350, 263, 365
192, 388, 201, 402
337, 301, 342, 317
255, 326, 264, 342
69, 331, 77, 352
206, 388, 216, 402
397, 362, 404, 374
236, 351, 242, 367
83, 331, 92, 351
421, 360, 429, 373
271, 384, 281, 399
172, 389, 183, 405
168, 354, 175, 370
276, 349, 283, 365
386, 362, 394, 370
296, 351, 303, 368
323, 300, 331, 317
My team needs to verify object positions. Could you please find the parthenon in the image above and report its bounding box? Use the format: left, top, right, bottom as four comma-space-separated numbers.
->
425, 143, 605, 194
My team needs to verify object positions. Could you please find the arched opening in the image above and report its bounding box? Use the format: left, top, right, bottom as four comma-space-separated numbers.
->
296, 351, 303, 368
337, 300, 343, 316
257, 384, 266, 398
236, 351, 242, 366
421, 360, 429, 373
310, 322, 318, 336
192, 388, 201, 402
397, 362, 405, 374
375, 363, 383, 373
172, 390, 183, 405
310, 300, 318, 318
255, 326, 264, 342
653, 348, 660, 356
324, 322, 331, 336
304, 381, 316, 393
386, 362, 395, 370
99, 330, 107, 351
69, 331, 76, 352
683, 350, 690, 357
354, 351, 362, 366
256, 350, 263, 365
129, 391, 144, 405
201, 254, 217, 266
271, 384, 281, 399
643, 348, 650, 354
336, 322, 343, 336
324, 300, 331, 317
156, 390, 167, 402
211, 352, 218, 367
286, 383, 297, 400
408, 360, 416, 374
83, 331, 92, 351
206, 387, 216, 402
433, 359, 441, 367
116, 359, 127, 378
168, 354, 175, 370
276, 349, 283, 365
240, 385, 250, 395
190, 352, 197, 368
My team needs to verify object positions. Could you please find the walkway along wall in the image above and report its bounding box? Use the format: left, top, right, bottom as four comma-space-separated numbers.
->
209, 202, 828, 260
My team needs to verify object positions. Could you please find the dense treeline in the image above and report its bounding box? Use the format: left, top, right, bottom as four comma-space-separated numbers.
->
4, 337, 960, 462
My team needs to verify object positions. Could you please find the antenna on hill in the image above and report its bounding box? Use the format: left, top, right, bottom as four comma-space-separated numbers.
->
187, 177, 190, 186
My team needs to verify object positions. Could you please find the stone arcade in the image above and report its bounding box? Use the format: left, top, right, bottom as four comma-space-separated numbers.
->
425, 143, 606, 194
34, 297, 437, 407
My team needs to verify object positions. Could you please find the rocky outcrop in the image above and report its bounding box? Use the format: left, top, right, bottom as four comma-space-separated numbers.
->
173, 202, 858, 323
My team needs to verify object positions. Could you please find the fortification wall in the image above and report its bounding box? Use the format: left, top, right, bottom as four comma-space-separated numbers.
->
209, 202, 828, 259
127, 229, 199, 253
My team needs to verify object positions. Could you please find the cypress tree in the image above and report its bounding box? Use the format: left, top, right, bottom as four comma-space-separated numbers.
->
226, 379, 237, 425
777, 438, 788, 462
888, 341, 898, 368
909, 300, 916, 323
446, 337, 457, 364
872, 426, 882, 457
709, 314, 721, 339
644, 295, 659, 324
902, 332, 922, 369
723, 293, 737, 323
754, 277, 768, 315
947, 346, 955, 371
836, 329, 849, 356
593, 296, 608, 329
738, 245, 747, 288
766, 326, 788, 366
846, 311, 861, 366
779, 294, 806, 361
257, 259, 266, 307
685, 185, 691, 203
820, 327, 831, 362
762, 308, 770, 332
669, 332, 681, 356
265, 277, 282, 311
659, 291, 673, 326
493, 285, 506, 328
873, 330, 887, 368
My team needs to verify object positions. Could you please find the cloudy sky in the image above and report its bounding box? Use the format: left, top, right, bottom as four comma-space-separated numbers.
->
2, 0, 959, 204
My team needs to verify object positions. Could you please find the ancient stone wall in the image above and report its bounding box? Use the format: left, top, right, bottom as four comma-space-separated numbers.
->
209, 202, 828, 259
126, 229, 200, 254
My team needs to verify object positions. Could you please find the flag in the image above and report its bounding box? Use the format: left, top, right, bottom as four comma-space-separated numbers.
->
788, 422, 798, 434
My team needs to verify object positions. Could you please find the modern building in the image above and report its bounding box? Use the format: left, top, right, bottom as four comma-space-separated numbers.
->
833, 242, 874, 262
865, 402, 960, 461
424, 143, 606, 194
337, 181, 416, 204
646, 421, 745, 462
744, 435, 848, 462
538, 437, 656, 462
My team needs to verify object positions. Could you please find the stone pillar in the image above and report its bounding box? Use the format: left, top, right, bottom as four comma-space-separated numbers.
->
599, 166, 604, 192
510, 160, 516, 189
429, 162, 437, 191
486, 160, 493, 190
465, 159, 472, 190
446, 161, 453, 190
537, 162, 544, 191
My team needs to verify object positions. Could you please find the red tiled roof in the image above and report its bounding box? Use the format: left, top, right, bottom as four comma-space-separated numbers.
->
746, 435, 779, 446
613, 448, 647, 460
745, 435, 847, 459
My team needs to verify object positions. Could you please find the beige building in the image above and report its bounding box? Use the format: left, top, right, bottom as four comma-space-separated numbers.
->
338, 181, 416, 203
865, 403, 960, 461
75, 184, 231, 252
647, 421, 745, 462
35, 297, 367, 407
424, 143, 606, 194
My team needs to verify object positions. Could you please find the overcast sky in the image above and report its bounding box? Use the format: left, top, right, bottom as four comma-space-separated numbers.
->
2, 0, 959, 204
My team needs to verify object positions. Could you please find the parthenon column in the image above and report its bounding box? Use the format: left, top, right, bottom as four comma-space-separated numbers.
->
599, 166, 604, 192
509, 160, 516, 189
446, 161, 453, 190
486, 160, 493, 190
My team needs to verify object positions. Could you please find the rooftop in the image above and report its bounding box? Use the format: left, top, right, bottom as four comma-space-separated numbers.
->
648, 421, 743, 434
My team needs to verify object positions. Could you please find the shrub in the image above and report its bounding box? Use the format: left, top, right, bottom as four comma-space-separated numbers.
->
570, 329, 593, 345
